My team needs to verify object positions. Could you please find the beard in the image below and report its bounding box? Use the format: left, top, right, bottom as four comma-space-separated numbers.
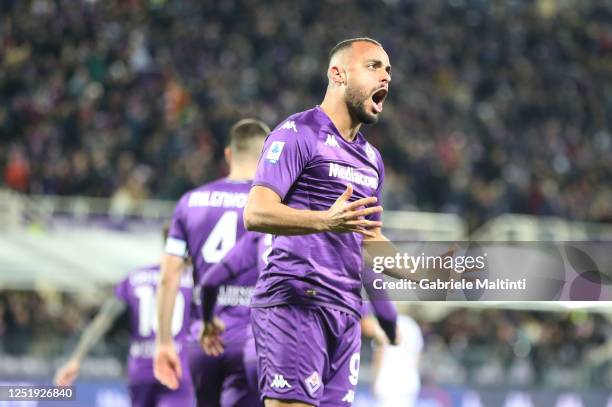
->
345, 82, 378, 125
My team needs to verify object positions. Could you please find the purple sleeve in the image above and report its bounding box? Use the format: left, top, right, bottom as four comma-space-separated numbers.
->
367, 152, 392, 336
253, 129, 312, 200
200, 232, 260, 322
370, 298, 397, 344
165, 195, 189, 257
368, 148, 385, 222
114, 277, 129, 301
362, 267, 397, 343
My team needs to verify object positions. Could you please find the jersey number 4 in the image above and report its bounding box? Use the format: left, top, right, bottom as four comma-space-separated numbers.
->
201, 211, 238, 263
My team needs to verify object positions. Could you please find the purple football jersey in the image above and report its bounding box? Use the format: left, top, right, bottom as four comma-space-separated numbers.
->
201, 232, 272, 344
114, 264, 193, 384
165, 177, 252, 335
166, 178, 252, 284
251, 106, 385, 317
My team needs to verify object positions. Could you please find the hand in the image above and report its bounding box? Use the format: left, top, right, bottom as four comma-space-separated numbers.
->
154, 343, 182, 390
200, 317, 225, 357
323, 184, 383, 238
426, 243, 459, 281
54, 358, 80, 386
372, 326, 389, 347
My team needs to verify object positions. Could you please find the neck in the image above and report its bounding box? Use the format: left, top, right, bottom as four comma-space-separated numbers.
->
320, 92, 361, 142
227, 162, 256, 181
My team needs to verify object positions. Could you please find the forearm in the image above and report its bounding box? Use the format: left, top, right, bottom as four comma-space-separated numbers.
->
364, 233, 415, 280
201, 285, 219, 323
245, 199, 325, 235
363, 266, 398, 343
245, 184, 382, 237
364, 234, 431, 282
370, 300, 397, 344
200, 264, 229, 323
71, 298, 125, 362
157, 254, 184, 345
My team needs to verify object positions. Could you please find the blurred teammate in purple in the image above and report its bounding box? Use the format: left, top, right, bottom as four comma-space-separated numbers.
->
199, 231, 273, 406
154, 119, 269, 407
54, 230, 195, 407
243, 37, 394, 407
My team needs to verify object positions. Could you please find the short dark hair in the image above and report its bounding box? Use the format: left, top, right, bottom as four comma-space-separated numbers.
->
229, 118, 270, 153
329, 37, 383, 61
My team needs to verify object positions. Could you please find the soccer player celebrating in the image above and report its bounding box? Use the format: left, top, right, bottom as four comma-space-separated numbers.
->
55, 229, 195, 407
154, 119, 269, 406
243, 37, 393, 406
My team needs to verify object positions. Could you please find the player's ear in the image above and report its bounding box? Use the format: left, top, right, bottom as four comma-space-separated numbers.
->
224, 147, 232, 165
329, 65, 345, 86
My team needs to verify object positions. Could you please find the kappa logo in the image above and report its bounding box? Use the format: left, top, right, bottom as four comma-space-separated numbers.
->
265, 141, 285, 164
324, 134, 339, 148
280, 121, 298, 133
270, 374, 292, 389
342, 390, 355, 403
304, 371, 321, 396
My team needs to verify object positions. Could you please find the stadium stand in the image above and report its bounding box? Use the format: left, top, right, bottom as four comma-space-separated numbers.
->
1, 0, 611, 231
1, 0, 612, 405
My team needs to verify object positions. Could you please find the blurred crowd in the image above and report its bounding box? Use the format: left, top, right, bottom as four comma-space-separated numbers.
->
0, 290, 125, 357
2, 289, 612, 389
419, 308, 612, 389
1, 0, 611, 229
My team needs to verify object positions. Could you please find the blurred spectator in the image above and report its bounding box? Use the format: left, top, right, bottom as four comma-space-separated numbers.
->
418, 308, 612, 389
4, 144, 30, 192
0, 0, 611, 230
2, 289, 612, 390
0, 290, 115, 357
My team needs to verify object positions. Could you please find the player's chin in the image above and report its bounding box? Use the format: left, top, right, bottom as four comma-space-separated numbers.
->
360, 106, 379, 124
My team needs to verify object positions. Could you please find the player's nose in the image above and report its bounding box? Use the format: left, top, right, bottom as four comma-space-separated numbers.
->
380, 70, 390, 85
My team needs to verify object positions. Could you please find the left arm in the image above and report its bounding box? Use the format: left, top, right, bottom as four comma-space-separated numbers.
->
199, 233, 261, 356
200, 232, 260, 324
362, 259, 398, 344
363, 228, 412, 280
54, 298, 126, 386
363, 227, 455, 281
154, 253, 185, 390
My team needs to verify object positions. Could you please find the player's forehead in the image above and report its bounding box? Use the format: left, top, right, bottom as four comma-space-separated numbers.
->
349, 41, 390, 66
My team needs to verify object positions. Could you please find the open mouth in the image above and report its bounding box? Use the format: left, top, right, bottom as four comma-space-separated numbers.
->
371, 88, 388, 113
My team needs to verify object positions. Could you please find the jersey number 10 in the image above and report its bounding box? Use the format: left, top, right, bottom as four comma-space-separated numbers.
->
134, 285, 185, 337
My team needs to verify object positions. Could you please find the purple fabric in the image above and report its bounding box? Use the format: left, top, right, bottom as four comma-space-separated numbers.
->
251, 107, 385, 318
166, 178, 252, 285
251, 305, 361, 406
243, 335, 261, 406
200, 232, 269, 322
128, 381, 195, 407
362, 300, 398, 345
187, 341, 259, 407
200, 231, 270, 345
166, 177, 252, 340
361, 268, 398, 344
114, 264, 193, 386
